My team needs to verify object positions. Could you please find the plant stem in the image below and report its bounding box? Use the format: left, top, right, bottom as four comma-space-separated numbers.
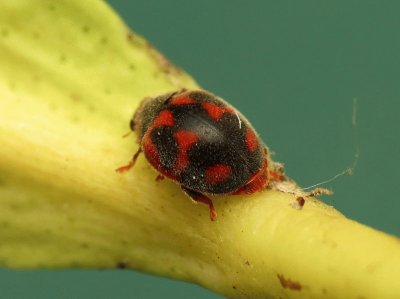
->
0, 1, 399, 298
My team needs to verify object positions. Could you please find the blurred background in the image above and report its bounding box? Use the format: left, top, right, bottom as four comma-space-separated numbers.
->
2, 1, 400, 298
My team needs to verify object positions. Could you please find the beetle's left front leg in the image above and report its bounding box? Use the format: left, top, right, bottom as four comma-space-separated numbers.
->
116, 147, 142, 173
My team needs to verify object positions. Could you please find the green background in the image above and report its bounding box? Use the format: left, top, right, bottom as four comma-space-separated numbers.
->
2, 1, 400, 298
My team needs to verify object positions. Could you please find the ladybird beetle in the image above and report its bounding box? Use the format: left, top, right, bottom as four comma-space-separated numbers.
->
116, 90, 284, 220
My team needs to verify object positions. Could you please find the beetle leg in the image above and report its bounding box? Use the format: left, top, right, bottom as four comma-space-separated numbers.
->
181, 187, 217, 221
115, 147, 142, 173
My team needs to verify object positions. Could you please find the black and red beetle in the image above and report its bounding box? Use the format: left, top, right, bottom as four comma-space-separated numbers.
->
117, 90, 284, 220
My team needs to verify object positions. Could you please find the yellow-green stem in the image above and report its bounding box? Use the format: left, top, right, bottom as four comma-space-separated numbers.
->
0, 1, 399, 299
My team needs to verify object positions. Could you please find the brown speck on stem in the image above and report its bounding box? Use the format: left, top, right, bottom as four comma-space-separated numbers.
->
70, 94, 80, 102
296, 196, 305, 208
127, 31, 134, 41
82, 25, 90, 33
1, 28, 9, 37
290, 196, 306, 210
277, 274, 302, 291
116, 261, 128, 269
155, 174, 165, 182
100, 36, 108, 44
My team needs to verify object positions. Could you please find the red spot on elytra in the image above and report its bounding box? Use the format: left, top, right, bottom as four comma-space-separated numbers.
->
143, 135, 160, 169
245, 129, 258, 152
152, 109, 174, 127
202, 103, 233, 120
143, 133, 175, 179
171, 96, 196, 105
205, 164, 232, 185
174, 130, 199, 172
